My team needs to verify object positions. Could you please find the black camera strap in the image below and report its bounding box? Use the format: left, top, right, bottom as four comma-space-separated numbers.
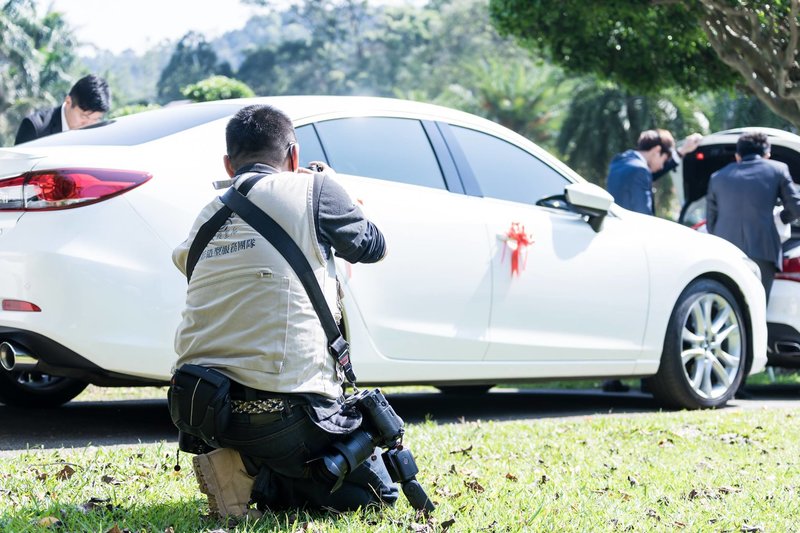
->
184, 173, 357, 385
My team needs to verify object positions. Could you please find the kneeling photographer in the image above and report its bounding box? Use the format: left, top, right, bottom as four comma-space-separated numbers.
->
168, 104, 432, 517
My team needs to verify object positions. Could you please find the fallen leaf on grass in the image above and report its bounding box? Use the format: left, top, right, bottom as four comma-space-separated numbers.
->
673, 521, 687, 528
56, 465, 75, 480
740, 525, 764, 532
106, 525, 122, 533
435, 486, 462, 499
37, 516, 62, 527
505, 473, 518, 482
449, 445, 473, 455
101, 475, 121, 485
645, 508, 660, 521
80, 497, 114, 513
441, 518, 456, 532
464, 480, 485, 493
718, 486, 741, 495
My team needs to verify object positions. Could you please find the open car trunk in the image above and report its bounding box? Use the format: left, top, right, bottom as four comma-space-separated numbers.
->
680, 143, 800, 237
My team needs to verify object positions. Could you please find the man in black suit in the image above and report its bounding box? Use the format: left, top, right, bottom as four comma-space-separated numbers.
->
14, 75, 111, 145
707, 131, 800, 301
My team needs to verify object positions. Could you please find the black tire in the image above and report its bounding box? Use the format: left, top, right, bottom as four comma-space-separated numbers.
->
436, 385, 494, 395
648, 279, 747, 409
0, 370, 88, 408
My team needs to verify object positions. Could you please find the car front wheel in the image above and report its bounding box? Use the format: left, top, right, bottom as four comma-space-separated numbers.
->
0, 370, 88, 408
648, 279, 747, 409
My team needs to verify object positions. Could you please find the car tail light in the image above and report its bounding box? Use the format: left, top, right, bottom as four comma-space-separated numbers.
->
0, 168, 151, 211
695, 152, 705, 160
777, 256, 800, 282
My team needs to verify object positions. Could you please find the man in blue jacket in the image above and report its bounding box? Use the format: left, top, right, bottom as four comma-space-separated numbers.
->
607, 129, 702, 215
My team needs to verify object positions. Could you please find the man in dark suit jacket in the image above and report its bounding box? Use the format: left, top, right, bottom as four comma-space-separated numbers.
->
707, 131, 800, 301
14, 75, 111, 145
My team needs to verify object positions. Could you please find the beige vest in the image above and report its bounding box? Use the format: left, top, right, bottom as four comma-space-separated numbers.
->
172, 171, 343, 399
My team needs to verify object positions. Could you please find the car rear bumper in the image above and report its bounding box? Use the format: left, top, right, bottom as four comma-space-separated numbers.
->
0, 199, 182, 380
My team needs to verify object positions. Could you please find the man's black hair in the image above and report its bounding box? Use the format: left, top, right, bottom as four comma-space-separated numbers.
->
637, 129, 675, 154
226, 104, 296, 169
68, 75, 111, 113
736, 132, 770, 157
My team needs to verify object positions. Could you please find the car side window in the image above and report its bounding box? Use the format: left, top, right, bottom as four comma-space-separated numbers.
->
450, 125, 569, 205
295, 124, 327, 168
314, 117, 447, 190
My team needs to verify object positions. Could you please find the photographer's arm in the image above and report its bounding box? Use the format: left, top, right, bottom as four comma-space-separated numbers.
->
314, 174, 387, 264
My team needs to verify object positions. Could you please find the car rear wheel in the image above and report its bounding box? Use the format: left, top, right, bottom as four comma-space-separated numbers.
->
0, 370, 88, 408
648, 279, 747, 409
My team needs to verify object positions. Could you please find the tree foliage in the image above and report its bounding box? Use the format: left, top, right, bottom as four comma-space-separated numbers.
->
0, 0, 78, 144
490, 0, 800, 127
181, 75, 255, 102
156, 32, 232, 103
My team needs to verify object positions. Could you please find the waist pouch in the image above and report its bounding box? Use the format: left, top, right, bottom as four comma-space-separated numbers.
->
168, 364, 231, 446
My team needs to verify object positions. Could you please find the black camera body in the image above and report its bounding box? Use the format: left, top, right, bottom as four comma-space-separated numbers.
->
310, 388, 434, 512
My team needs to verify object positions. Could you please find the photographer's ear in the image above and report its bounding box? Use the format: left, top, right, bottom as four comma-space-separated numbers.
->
223, 155, 235, 177
289, 142, 299, 172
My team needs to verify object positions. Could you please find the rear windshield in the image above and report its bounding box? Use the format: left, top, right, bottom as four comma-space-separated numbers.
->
18, 103, 242, 147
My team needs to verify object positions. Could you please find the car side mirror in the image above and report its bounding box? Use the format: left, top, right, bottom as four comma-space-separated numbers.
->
565, 183, 613, 233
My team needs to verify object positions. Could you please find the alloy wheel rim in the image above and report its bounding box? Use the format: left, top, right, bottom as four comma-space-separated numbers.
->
681, 293, 742, 400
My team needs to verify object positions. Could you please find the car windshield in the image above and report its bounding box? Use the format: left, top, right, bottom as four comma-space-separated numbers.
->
18, 103, 242, 147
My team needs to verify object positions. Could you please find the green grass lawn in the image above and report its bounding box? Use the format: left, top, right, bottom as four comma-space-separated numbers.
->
2, 405, 799, 532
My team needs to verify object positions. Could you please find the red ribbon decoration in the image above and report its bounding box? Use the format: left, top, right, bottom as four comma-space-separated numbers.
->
501, 222, 534, 277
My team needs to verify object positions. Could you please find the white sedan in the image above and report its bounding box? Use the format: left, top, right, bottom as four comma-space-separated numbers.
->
0, 96, 766, 409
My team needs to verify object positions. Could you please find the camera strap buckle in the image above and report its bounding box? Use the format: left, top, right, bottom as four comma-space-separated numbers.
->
329, 336, 357, 384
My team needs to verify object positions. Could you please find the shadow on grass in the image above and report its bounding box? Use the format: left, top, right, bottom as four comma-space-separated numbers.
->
0, 399, 176, 452
5, 381, 797, 453
0, 498, 385, 532
0, 388, 666, 451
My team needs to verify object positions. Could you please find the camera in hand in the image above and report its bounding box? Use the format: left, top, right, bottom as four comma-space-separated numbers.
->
309, 388, 435, 512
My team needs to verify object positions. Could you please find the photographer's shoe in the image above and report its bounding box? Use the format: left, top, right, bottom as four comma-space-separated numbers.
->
192, 448, 262, 519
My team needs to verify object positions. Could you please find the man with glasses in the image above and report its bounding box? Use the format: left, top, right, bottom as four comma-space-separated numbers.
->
14, 74, 111, 145
606, 129, 702, 215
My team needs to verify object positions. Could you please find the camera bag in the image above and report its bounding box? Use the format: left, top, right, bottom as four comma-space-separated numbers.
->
168, 363, 231, 446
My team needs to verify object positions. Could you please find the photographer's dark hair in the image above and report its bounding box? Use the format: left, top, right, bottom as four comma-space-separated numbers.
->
226, 104, 296, 169
69, 75, 111, 113
736, 132, 770, 157
637, 129, 675, 155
